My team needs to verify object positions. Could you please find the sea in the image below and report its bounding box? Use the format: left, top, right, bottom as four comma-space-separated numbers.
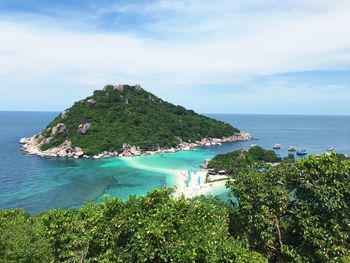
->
0, 112, 349, 213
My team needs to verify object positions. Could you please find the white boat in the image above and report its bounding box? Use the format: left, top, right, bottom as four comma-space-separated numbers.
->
273, 144, 281, 150
288, 146, 297, 152
327, 146, 335, 152
250, 144, 257, 147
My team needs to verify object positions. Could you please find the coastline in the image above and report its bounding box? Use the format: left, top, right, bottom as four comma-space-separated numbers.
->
172, 169, 229, 199
118, 156, 230, 199
19, 132, 251, 159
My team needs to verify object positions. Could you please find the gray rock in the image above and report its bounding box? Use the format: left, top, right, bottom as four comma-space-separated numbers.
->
51, 123, 67, 135
114, 84, 124, 92
41, 136, 53, 144
134, 84, 142, 92
78, 122, 92, 135
19, 137, 29, 144
129, 146, 141, 156
61, 110, 68, 119
74, 147, 84, 157
87, 99, 96, 105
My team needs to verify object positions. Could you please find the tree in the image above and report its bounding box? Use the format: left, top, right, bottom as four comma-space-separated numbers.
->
227, 153, 350, 262
1, 189, 266, 262
0, 209, 54, 262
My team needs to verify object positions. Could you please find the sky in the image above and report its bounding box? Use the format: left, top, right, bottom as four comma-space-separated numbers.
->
0, 0, 350, 115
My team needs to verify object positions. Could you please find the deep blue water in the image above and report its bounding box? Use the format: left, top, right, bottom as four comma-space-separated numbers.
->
0, 112, 349, 213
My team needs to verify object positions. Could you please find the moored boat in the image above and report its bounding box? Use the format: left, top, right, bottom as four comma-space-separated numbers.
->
250, 144, 257, 147
273, 144, 281, 149
327, 146, 335, 152
296, 150, 307, 156
288, 146, 297, 152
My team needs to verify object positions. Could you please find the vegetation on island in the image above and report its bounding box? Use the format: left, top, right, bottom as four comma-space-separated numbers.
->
1, 153, 349, 262
208, 146, 282, 175
39, 85, 239, 155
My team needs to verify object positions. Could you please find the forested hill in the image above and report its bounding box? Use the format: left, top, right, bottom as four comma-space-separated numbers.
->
38, 84, 239, 155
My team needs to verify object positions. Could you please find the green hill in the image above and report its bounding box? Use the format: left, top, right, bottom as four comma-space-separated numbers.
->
37, 84, 240, 155
208, 146, 282, 175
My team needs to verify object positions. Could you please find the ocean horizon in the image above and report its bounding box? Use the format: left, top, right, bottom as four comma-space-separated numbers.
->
1, 111, 349, 213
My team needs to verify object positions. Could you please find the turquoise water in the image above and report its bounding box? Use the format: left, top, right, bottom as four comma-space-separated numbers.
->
0, 112, 349, 213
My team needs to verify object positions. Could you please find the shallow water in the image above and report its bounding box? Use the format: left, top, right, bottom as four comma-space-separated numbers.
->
0, 112, 349, 213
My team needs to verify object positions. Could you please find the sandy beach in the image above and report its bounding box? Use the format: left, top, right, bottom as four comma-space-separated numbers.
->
172, 169, 229, 198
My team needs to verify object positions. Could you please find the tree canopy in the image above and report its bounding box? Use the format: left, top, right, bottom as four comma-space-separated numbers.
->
227, 153, 350, 262
208, 146, 281, 175
0, 189, 265, 263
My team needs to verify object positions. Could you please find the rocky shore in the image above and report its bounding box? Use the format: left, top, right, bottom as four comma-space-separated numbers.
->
19, 132, 251, 159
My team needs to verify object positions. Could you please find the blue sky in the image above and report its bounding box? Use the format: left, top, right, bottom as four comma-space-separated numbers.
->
0, 0, 350, 114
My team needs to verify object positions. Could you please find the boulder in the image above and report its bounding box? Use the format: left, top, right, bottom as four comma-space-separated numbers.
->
114, 84, 124, 92
19, 137, 29, 144
87, 99, 96, 105
129, 146, 141, 156
78, 122, 92, 135
61, 110, 68, 119
61, 112, 68, 120
134, 84, 142, 92
51, 123, 67, 135
41, 137, 53, 144
60, 139, 72, 148
74, 147, 84, 157
57, 149, 68, 157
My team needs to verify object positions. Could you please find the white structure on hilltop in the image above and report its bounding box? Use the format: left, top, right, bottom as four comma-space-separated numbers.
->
135, 84, 142, 91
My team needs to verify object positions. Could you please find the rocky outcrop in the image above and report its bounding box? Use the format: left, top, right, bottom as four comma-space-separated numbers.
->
61, 110, 68, 119
19, 136, 84, 158
120, 144, 141, 157
114, 84, 124, 92
20, 132, 251, 159
87, 99, 96, 105
51, 123, 67, 135
77, 122, 92, 135
111, 132, 251, 158
134, 84, 142, 92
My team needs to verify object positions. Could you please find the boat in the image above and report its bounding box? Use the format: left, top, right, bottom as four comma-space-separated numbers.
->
288, 146, 297, 152
296, 150, 307, 156
327, 146, 335, 152
250, 144, 257, 147
273, 144, 281, 149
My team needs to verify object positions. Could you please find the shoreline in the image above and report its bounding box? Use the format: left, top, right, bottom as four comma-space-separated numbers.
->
117, 157, 229, 199
19, 132, 251, 159
172, 169, 229, 199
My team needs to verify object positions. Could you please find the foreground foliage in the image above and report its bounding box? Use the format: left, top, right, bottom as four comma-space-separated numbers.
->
227, 153, 350, 262
1, 153, 349, 262
0, 189, 264, 263
40, 85, 239, 155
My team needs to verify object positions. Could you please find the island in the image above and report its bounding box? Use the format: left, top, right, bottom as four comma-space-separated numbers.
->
19, 84, 251, 158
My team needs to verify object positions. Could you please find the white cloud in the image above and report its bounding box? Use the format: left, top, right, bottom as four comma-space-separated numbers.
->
0, 0, 350, 113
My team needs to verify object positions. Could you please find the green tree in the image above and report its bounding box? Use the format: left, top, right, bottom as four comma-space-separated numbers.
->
208, 146, 281, 176
227, 153, 350, 262
0, 209, 54, 262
